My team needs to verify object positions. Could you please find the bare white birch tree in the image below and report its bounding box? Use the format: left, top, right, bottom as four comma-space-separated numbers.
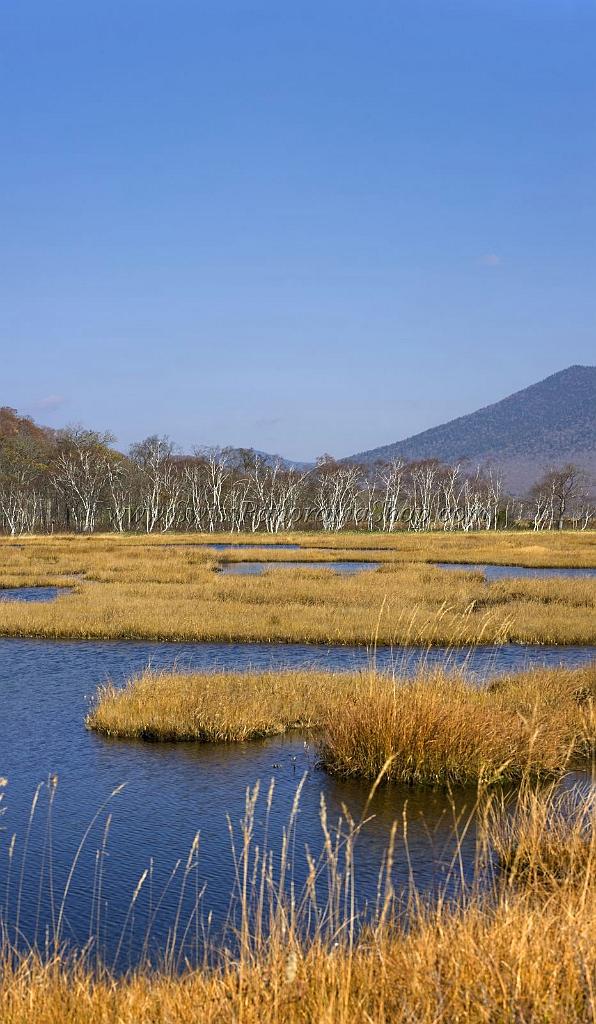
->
52, 428, 114, 533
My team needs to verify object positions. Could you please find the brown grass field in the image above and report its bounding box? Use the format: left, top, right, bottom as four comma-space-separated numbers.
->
0, 532, 595, 644
87, 663, 595, 784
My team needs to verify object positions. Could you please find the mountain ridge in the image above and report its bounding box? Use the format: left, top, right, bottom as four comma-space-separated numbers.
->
347, 365, 596, 493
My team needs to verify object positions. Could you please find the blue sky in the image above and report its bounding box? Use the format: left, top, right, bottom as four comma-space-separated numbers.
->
1, 1, 594, 460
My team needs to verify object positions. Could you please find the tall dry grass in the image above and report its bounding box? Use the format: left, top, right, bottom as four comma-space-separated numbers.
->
319, 664, 595, 785
87, 664, 596, 784
0, 776, 593, 1023
0, 535, 595, 644
2, 530, 595, 576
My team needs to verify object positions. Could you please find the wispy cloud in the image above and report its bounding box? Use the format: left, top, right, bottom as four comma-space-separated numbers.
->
480, 253, 501, 267
31, 394, 66, 414
253, 416, 282, 430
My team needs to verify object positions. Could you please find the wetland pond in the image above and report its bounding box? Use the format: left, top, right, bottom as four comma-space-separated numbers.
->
209, 542, 300, 550
0, 635, 594, 967
434, 563, 596, 581
219, 560, 379, 574
0, 586, 70, 603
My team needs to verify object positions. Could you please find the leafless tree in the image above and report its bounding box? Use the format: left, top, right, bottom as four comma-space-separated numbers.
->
529, 464, 591, 531
247, 458, 308, 533
52, 428, 114, 533
129, 436, 183, 533
314, 458, 361, 531
404, 461, 441, 531
105, 452, 134, 532
378, 459, 408, 532
5, 409, 590, 538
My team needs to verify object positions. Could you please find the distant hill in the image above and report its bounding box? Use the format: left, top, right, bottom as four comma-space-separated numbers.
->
192, 446, 309, 471
348, 366, 596, 494
0, 406, 51, 442
231, 448, 310, 471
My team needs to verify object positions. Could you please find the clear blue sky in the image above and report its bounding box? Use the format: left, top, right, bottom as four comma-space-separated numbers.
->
1, 1, 594, 460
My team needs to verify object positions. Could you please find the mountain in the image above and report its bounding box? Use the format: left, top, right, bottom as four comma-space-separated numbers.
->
348, 366, 596, 493
197, 447, 310, 471
239, 449, 310, 471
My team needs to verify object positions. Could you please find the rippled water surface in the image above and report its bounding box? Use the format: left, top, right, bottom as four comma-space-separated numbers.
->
220, 560, 380, 574
434, 562, 596, 580
0, 586, 69, 603
0, 637, 593, 966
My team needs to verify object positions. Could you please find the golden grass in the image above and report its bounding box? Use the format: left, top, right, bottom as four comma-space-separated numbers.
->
0, 779, 594, 1023
166, 527, 596, 568
0, 893, 592, 1023
86, 669, 344, 742
2, 528, 596, 565
319, 664, 595, 785
87, 664, 596, 785
0, 534, 595, 644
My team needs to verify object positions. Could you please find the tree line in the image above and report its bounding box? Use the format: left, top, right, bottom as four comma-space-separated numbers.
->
0, 410, 592, 534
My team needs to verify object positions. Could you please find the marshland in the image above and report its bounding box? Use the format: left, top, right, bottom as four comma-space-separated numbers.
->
1, 531, 595, 1021
0, 777, 594, 1024
1, 532, 595, 645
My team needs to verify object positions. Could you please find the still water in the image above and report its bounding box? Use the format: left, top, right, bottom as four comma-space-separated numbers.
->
209, 542, 300, 550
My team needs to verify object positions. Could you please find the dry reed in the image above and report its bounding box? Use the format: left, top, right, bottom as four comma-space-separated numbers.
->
488, 779, 595, 884
319, 664, 595, 785
86, 669, 345, 742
